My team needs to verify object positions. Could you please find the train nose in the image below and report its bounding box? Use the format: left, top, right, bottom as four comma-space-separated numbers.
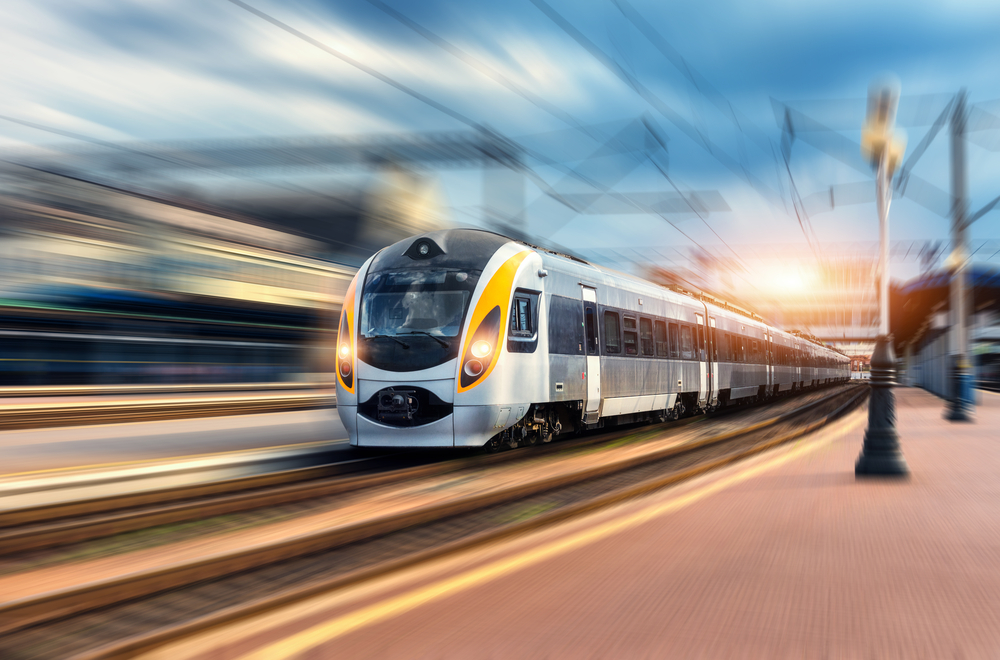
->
361, 386, 452, 428
354, 383, 457, 447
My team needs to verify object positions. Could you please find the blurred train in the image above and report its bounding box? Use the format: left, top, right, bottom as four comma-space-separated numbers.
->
0, 284, 316, 386
335, 229, 851, 449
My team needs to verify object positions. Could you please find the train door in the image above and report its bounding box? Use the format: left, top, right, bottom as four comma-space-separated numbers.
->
794, 343, 801, 388
708, 316, 719, 407
581, 286, 601, 420
695, 313, 708, 407
766, 330, 773, 393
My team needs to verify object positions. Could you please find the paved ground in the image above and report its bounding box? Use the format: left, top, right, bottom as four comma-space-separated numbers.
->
156, 387, 1000, 660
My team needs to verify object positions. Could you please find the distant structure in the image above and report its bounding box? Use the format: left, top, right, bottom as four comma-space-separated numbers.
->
681, 246, 880, 356
893, 265, 1000, 394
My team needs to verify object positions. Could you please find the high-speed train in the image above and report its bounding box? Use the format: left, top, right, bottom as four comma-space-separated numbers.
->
335, 229, 850, 449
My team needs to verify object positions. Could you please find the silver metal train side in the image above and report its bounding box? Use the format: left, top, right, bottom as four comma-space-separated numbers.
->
335, 229, 850, 449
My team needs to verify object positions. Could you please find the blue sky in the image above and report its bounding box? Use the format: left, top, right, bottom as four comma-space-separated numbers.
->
3, 0, 1000, 278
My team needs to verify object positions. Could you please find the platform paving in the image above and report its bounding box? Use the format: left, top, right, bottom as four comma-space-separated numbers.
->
161, 387, 1000, 659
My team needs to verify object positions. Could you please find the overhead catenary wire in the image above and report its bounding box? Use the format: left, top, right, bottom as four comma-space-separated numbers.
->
647, 155, 747, 268
243, 0, 768, 280
362, 0, 758, 260
528, 0, 784, 208
226, 0, 666, 214
528, 0, 830, 282
610, 0, 850, 257
610, 0, 804, 226
609, 0, 776, 157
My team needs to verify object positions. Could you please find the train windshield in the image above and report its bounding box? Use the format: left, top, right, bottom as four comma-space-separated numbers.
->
360, 269, 480, 339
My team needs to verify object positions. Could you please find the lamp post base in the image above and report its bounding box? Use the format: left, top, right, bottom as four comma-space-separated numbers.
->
856, 335, 909, 478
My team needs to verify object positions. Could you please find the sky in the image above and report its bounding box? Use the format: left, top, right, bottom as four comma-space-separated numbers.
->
3, 0, 1000, 281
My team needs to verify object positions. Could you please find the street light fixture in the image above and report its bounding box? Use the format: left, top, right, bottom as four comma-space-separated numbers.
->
856, 80, 909, 477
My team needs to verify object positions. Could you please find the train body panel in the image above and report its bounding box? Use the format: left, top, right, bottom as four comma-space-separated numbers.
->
335, 229, 851, 449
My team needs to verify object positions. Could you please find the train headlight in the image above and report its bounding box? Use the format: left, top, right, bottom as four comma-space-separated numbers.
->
337, 291, 355, 392
459, 306, 502, 390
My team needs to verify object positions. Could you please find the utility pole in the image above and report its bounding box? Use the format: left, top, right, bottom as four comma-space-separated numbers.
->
945, 90, 974, 421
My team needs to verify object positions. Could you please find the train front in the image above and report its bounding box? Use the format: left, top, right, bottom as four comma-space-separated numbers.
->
335, 229, 537, 448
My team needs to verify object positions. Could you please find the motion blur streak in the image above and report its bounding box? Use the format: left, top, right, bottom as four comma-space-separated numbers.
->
0, 154, 453, 387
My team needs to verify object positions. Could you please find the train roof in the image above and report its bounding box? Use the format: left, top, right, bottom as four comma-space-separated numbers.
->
387, 229, 841, 355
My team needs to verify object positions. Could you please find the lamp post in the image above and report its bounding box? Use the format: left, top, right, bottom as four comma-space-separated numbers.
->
856, 81, 909, 477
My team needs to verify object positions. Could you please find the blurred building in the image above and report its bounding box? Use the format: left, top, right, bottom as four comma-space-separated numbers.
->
0, 160, 451, 386
893, 265, 1000, 394
672, 247, 881, 357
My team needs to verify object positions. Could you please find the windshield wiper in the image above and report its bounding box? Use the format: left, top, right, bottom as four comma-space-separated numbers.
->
366, 334, 410, 348
399, 331, 449, 348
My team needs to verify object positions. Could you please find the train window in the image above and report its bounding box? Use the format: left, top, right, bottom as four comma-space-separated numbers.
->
739, 336, 746, 363
604, 311, 621, 354
508, 290, 540, 353
548, 295, 583, 355
584, 305, 598, 355
654, 320, 668, 357
696, 325, 705, 361
510, 296, 533, 337
623, 316, 638, 356
668, 323, 680, 358
680, 325, 694, 359
639, 318, 654, 356
711, 326, 718, 361
752, 340, 758, 363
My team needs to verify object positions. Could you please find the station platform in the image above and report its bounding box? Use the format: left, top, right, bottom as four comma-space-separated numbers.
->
161, 386, 1000, 659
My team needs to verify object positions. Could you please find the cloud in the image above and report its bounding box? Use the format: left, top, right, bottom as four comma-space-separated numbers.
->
3, 0, 1000, 260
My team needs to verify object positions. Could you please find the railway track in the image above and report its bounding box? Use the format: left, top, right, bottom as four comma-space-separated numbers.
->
0, 395, 717, 553
0, 384, 865, 659
0, 384, 851, 552
0, 389, 333, 430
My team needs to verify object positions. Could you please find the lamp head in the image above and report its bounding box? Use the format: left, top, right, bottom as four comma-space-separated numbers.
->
861, 78, 906, 174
